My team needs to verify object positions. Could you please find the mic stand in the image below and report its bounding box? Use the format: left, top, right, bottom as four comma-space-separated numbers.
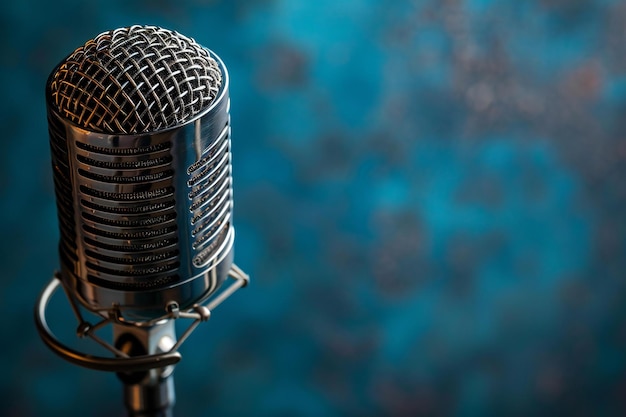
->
114, 320, 177, 417
35, 265, 249, 417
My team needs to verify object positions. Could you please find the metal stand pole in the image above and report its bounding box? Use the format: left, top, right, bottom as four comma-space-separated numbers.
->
114, 321, 177, 417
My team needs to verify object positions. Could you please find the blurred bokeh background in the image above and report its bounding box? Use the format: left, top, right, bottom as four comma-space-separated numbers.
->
2, 0, 626, 415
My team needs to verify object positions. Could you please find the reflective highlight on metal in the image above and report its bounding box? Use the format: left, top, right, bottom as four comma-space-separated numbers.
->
49, 25, 222, 134
45, 26, 235, 321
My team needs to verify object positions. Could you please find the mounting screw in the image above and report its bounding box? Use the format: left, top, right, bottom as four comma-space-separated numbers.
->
76, 322, 91, 338
166, 301, 180, 318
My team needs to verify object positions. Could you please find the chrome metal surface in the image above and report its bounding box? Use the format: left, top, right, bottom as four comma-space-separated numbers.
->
49, 25, 222, 134
114, 320, 177, 416
46, 26, 235, 320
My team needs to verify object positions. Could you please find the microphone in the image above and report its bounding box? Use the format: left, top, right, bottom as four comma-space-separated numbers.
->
35, 25, 249, 416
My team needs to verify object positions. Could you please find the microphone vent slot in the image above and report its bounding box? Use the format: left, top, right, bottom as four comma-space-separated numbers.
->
86, 260, 180, 279
78, 169, 173, 184
81, 199, 175, 215
77, 154, 172, 169
49, 114, 78, 259
76, 140, 171, 156
81, 212, 176, 228
73, 135, 181, 288
83, 237, 177, 253
82, 223, 177, 240
79, 186, 175, 202
187, 123, 233, 267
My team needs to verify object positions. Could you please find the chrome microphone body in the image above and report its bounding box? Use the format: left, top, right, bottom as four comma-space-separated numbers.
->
47, 26, 234, 321
36, 26, 248, 416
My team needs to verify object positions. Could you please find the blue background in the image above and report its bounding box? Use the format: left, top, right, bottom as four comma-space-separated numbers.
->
2, 0, 626, 416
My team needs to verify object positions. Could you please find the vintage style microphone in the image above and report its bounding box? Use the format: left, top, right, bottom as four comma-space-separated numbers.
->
34, 25, 249, 416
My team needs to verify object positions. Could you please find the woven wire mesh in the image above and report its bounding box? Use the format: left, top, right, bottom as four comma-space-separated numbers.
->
48, 25, 222, 134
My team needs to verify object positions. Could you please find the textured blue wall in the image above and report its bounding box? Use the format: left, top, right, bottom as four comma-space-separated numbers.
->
1, 0, 625, 416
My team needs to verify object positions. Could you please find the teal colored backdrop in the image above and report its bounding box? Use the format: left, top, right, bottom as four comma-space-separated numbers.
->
1, 0, 625, 416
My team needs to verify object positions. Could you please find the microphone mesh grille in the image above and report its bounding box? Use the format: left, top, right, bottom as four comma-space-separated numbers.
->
49, 25, 222, 134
